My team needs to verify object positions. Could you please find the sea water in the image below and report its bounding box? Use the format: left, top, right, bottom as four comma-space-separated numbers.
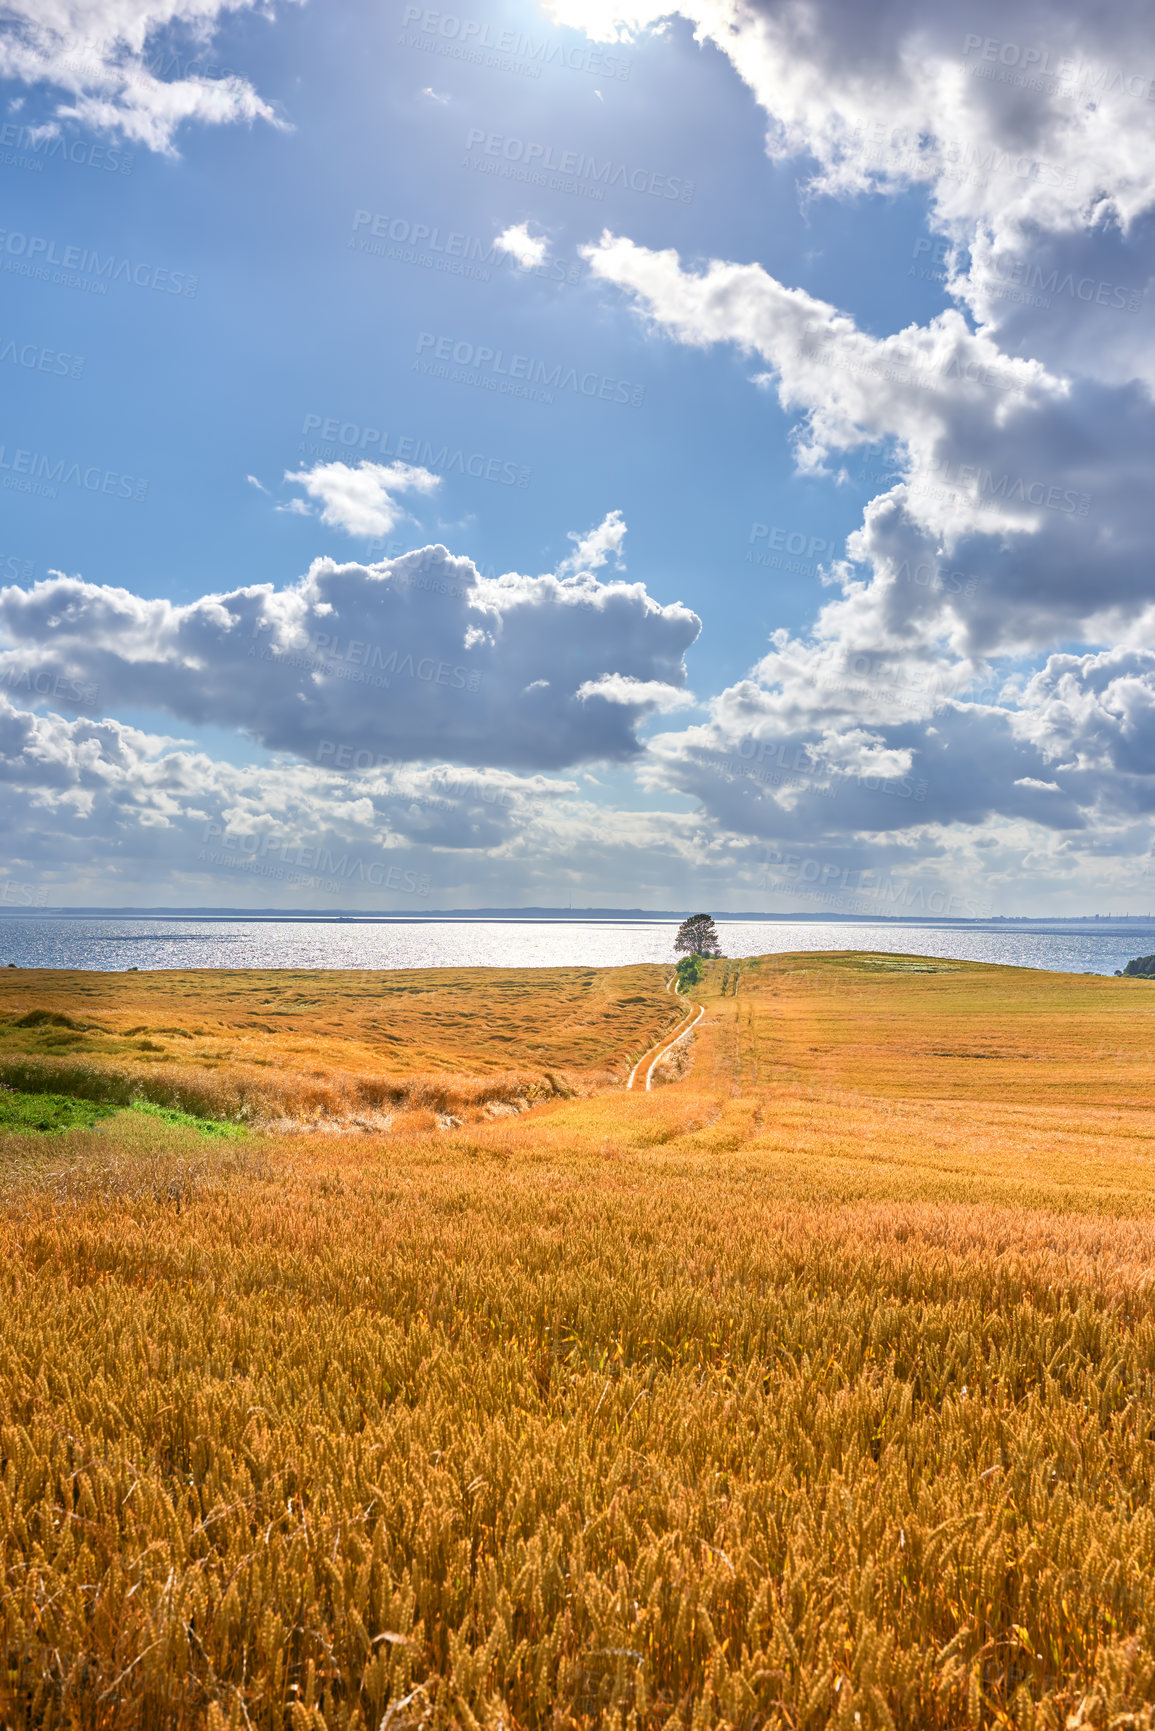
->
0, 915, 1153, 975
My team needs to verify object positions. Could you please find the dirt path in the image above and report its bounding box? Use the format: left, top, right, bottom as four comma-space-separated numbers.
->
626, 974, 705, 1091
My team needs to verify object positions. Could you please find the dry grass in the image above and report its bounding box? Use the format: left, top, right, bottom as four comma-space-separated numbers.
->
0, 965, 680, 1126
3, 952, 1155, 1728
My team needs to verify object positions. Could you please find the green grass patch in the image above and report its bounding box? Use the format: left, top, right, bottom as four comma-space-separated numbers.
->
126, 1100, 245, 1140
0, 1086, 118, 1133
0, 1084, 244, 1138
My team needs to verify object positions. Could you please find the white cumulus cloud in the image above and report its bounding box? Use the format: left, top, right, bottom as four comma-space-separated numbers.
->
494, 221, 549, 269
578, 673, 697, 712
281, 460, 442, 539
556, 509, 627, 576
0, 0, 296, 153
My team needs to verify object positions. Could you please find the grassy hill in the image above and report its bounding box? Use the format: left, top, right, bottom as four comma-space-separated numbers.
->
0, 962, 681, 1128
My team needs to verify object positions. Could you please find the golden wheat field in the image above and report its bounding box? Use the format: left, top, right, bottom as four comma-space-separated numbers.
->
0, 963, 679, 1128
4, 951, 1155, 1730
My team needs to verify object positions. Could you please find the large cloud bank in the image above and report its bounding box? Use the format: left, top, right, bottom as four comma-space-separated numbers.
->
0, 537, 700, 773
529, 0, 1155, 898
5, 0, 1155, 909
0, 692, 728, 909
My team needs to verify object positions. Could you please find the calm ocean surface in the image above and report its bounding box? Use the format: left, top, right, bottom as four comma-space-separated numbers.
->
0, 916, 1153, 975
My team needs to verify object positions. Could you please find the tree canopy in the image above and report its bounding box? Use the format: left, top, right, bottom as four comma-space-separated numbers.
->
674, 914, 722, 958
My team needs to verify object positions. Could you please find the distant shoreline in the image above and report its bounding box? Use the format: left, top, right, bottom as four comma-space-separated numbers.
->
0, 908, 1153, 926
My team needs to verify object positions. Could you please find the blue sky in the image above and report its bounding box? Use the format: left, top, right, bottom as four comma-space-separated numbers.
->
0, 0, 1153, 913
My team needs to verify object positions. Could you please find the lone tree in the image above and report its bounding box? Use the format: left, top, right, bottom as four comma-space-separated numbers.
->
674, 913, 722, 958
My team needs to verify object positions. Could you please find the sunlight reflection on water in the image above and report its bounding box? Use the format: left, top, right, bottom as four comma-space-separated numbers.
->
0, 917, 1153, 974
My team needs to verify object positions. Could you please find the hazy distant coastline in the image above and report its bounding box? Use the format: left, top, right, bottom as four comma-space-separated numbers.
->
1, 907, 1152, 924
